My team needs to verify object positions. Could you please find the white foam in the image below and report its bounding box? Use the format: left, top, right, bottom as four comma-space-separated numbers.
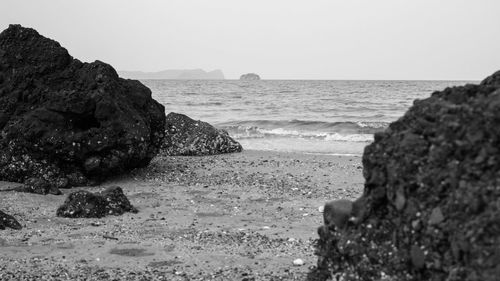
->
231, 126, 373, 143
324, 133, 373, 142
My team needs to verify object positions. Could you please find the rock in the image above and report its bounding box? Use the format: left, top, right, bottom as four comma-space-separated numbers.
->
293, 258, 305, 266
322, 199, 353, 230
312, 71, 500, 281
428, 207, 444, 225
161, 112, 242, 156
0, 210, 22, 230
410, 245, 425, 270
0, 25, 165, 189
318, 205, 324, 213
100, 186, 138, 215
56, 186, 138, 218
239, 73, 261, 80
12, 177, 62, 195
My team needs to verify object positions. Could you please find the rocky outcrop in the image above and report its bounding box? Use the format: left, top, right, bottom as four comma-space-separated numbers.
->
56, 186, 137, 218
0, 25, 165, 190
312, 71, 500, 281
0, 210, 22, 230
161, 113, 243, 156
239, 73, 260, 80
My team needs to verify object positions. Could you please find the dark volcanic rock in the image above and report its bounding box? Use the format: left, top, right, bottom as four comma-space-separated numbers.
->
0, 25, 165, 188
56, 186, 137, 218
161, 112, 242, 156
312, 71, 500, 281
239, 73, 260, 80
0, 210, 22, 230
12, 177, 62, 195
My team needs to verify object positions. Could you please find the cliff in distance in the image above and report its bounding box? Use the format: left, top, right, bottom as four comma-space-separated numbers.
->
118, 69, 225, 80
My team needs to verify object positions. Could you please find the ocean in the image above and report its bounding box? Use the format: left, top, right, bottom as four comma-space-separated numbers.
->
143, 80, 472, 155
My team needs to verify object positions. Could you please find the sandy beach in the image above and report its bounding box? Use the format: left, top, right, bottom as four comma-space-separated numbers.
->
0, 150, 363, 280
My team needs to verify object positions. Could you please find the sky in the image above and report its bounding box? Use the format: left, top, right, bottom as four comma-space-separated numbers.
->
1, 0, 499, 80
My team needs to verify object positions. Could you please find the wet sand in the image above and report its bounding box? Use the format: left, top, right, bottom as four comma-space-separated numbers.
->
0, 150, 364, 280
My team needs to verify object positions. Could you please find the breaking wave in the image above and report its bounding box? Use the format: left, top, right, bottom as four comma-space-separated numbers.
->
218, 119, 388, 143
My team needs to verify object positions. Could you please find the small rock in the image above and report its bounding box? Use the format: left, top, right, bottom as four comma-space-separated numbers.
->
428, 207, 444, 225
323, 199, 353, 229
394, 189, 406, 211
410, 245, 425, 269
56, 186, 138, 218
293, 258, 305, 266
0, 210, 22, 230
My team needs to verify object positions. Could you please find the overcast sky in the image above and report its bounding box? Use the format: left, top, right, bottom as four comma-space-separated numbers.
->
1, 0, 499, 80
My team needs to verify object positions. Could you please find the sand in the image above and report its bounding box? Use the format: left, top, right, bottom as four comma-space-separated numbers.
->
0, 150, 364, 280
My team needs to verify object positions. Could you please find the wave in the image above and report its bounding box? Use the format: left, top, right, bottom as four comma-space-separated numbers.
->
218, 119, 388, 143
219, 119, 388, 133
185, 101, 224, 106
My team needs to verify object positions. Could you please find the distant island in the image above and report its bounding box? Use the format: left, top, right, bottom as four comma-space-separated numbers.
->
118, 69, 225, 80
240, 73, 261, 80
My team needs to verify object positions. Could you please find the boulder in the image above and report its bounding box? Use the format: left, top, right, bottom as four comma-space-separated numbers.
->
311, 71, 500, 281
0, 25, 165, 189
161, 112, 242, 156
56, 186, 137, 218
239, 73, 260, 80
12, 177, 62, 195
0, 210, 22, 230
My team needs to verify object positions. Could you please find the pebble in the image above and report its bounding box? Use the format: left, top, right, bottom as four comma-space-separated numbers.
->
293, 258, 304, 266
318, 206, 324, 213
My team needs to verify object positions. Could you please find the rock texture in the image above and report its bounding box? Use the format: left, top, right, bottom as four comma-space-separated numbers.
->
312, 71, 500, 281
239, 73, 260, 80
56, 186, 138, 218
0, 25, 165, 189
0, 210, 22, 230
11, 177, 63, 195
161, 112, 243, 156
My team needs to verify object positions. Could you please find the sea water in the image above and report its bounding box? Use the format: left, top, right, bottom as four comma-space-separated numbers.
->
143, 80, 472, 155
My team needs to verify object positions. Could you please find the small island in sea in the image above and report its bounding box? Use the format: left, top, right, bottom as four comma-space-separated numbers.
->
240, 73, 261, 80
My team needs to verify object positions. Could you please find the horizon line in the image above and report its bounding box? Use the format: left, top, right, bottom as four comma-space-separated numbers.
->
125, 78, 480, 82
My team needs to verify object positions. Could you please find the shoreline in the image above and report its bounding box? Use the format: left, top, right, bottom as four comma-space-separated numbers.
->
0, 150, 364, 280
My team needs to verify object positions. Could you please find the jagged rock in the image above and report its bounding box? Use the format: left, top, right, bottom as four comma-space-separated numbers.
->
56, 186, 137, 218
239, 73, 260, 80
0, 25, 165, 189
0, 210, 22, 230
161, 112, 242, 156
311, 71, 500, 281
